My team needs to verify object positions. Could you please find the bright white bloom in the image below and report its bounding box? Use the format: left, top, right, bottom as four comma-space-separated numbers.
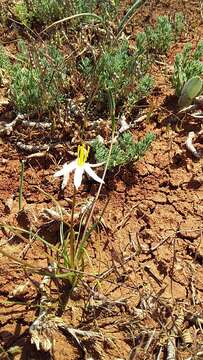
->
54, 144, 104, 190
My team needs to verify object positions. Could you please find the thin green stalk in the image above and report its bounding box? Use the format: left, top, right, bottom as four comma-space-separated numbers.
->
118, 0, 146, 35
76, 91, 116, 262
76, 197, 109, 261
69, 187, 76, 269
41, 13, 102, 34
57, 188, 77, 316
19, 160, 25, 211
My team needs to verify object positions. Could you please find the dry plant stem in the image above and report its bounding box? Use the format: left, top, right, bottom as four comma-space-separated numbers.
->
16, 141, 75, 154
166, 337, 176, 360
156, 347, 163, 360
0, 114, 51, 135
185, 131, 200, 158
57, 322, 101, 357
167, 311, 184, 360
29, 266, 52, 351
186, 353, 203, 360
0, 114, 25, 135
144, 329, 156, 352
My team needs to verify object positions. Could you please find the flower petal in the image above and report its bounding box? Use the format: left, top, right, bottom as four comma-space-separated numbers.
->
88, 162, 105, 168
84, 163, 104, 185
74, 165, 84, 189
54, 160, 77, 190
53, 167, 66, 178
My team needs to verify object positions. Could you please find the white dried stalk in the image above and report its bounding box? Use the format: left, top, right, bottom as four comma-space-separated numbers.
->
42, 208, 65, 222
190, 111, 203, 119
29, 265, 54, 352
185, 131, 200, 158
167, 336, 176, 360
42, 197, 94, 223
118, 113, 147, 133
0, 114, 24, 135
58, 325, 100, 339
144, 329, 156, 352
167, 310, 184, 360
16, 141, 51, 152
26, 151, 51, 159
178, 104, 196, 114
21, 120, 51, 128
118, 114, 130, 133
9, 281, 29, 298
57, 320, 101, 357
16, 140, 76, 154
156, 347, 163, 360
0, 114, 51, 135
185, 352, 203, 360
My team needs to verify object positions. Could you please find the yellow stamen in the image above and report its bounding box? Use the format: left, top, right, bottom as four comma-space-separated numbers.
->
77, 144, 90, 166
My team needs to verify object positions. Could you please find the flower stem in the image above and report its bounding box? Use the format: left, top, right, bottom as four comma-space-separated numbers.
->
69, 187, 76, 270
76, 93, 116, 261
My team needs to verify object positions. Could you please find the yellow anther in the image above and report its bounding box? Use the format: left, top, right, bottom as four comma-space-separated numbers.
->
77, 144, 90, 166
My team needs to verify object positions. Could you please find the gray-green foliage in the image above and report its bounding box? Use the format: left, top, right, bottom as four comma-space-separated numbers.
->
127, 74, 154, 108
92, 131, 155, 169
0, 40, 67, 113
173, 12, 185, 37
136, 14, 184, 55
14, 0, 89, 25
83, 39, 154, 106
172, 41, 203, 96
97, 41, 131, 96
0, 46, 12, 84
13, 0, 120, 25
79, 57, 93, 76
14, 1, 31, 26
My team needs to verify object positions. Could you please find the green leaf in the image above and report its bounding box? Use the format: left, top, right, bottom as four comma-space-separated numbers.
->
178, 76, 203, 108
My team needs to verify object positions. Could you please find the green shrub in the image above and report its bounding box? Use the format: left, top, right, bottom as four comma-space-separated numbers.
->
173, 12, 185, 37
0, 40, 67, 113
172, 41, 203, 96
79, 57, 93, 76
92, 131, 155, 169
136, 14, 184, 55
80, 39, 153, 110
0, 46, 12, 85
96, 40, 131, 96
127, 74, 154, 109
13, 0, 120, 26
13, 1, 31, 26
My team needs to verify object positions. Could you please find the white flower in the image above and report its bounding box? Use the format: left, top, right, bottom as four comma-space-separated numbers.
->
54, 144, 104, 190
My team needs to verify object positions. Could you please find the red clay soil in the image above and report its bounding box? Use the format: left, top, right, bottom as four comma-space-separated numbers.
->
0, 1, 203, 359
